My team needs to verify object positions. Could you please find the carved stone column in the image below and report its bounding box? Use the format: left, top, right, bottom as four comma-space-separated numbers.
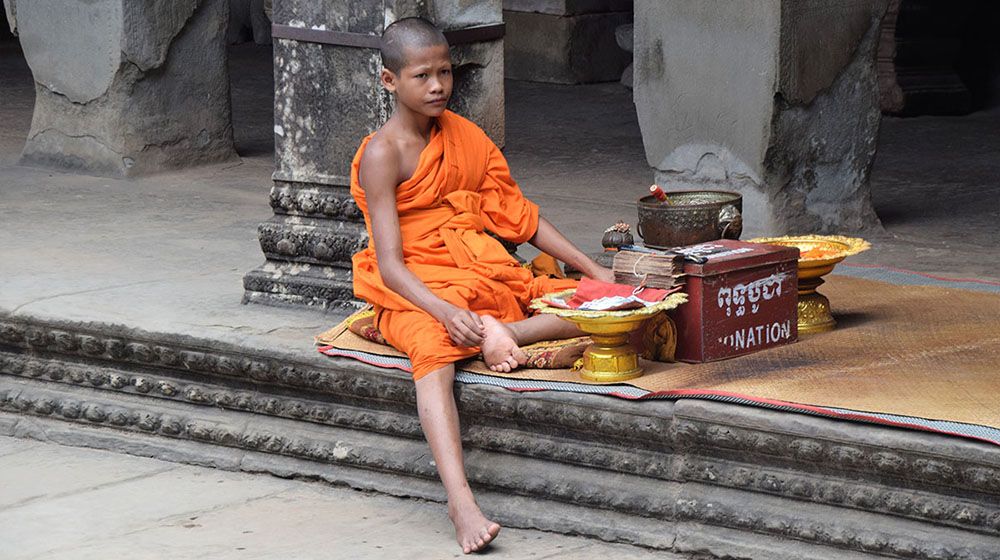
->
3, 0, 237, 177
634, 0, 889, 237
878, 0, 979, 116
877, 0, 905, 113
242, 1, 505, 310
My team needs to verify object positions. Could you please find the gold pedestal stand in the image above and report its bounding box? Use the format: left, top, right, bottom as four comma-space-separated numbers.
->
797, 275, 836, 334
749, 235, 871, 335
531, 291, 687, 383
574, 316, 647, 381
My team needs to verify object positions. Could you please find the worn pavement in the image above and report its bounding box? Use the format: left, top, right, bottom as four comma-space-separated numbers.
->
0, 436, 683, 560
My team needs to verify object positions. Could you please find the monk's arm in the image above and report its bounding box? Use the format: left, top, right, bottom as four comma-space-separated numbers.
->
529, 216, 614, 282
360, 140, 485, 347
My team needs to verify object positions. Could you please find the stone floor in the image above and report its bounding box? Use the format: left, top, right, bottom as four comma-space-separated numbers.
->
1, 37, 999, 560
0, 435, 681, 560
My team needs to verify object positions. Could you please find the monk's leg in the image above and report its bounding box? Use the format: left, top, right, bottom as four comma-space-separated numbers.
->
508, 313, 582, 345
481, 314, 582, 372
415, 364, 501, 553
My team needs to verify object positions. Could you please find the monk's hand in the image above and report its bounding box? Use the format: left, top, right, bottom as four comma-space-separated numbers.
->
440, 305, 486, 347
588, 265, 616, 284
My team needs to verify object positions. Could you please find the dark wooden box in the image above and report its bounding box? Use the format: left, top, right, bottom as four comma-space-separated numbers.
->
669, 240, 799, 363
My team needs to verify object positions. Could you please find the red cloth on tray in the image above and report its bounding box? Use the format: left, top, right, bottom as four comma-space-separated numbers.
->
544, 278, 678, 310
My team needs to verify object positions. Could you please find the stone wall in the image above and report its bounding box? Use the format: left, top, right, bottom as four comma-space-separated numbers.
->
5, 0, 237, 177
634, 0, 888, 237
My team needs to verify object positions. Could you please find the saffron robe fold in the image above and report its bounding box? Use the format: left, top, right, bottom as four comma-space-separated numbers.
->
351, 110, 576, 379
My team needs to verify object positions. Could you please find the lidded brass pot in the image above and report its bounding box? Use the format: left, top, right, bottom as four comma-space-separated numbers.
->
637, 190, 743, 248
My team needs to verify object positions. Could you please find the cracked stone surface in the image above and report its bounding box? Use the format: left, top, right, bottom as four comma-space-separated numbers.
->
12, 0, 236, 177
0, 436, 683, 559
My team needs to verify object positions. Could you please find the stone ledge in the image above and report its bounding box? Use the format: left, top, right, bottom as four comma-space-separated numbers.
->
1, 313, 999, 558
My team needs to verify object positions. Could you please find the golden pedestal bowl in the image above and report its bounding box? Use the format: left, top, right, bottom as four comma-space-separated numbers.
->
749, 235, 870, 334
530, 291, 687, 382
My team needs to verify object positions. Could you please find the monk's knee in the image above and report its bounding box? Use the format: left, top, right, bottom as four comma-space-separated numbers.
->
414, 363, 455, 385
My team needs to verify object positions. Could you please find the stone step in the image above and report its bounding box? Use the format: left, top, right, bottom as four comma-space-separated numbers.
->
1, 313, 999, 559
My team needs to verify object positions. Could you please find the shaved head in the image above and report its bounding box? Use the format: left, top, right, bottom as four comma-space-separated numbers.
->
380, 17, 449, 73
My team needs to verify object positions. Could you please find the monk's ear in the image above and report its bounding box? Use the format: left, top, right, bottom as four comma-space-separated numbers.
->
380, 68, 397, 92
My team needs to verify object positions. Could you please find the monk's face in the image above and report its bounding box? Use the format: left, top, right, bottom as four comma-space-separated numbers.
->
383, 44, 453, 117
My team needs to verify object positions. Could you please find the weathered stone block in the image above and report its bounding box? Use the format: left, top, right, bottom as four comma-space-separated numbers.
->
12, 0, 237, 177
634, 0, 887, 237
272, 42, 387, 187
449, 39, 505, 145
433, 0, 503, 27
504, 8, 632, 84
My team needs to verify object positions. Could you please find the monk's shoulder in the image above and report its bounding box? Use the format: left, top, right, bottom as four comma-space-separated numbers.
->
361, 130, 399, 165
358, 132, 402, 193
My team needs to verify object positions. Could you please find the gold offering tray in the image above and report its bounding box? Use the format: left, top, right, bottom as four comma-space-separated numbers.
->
530, 290, 687, 382
749, 235, 871, 334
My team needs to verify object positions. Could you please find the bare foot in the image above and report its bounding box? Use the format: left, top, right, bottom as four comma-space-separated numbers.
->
480, 315, 526, 373
449, 500, 502, 554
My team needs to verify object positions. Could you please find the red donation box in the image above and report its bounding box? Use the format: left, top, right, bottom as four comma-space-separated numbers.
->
669, 240, 799, 362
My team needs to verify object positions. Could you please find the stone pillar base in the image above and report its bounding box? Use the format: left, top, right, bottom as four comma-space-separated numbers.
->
242, 179, 365, 311
242, 262, 356, 311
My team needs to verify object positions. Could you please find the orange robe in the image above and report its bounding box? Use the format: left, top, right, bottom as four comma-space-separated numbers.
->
351, 110, 576, 380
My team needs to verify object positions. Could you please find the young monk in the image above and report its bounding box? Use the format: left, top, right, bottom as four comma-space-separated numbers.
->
350, 17, 615, 554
